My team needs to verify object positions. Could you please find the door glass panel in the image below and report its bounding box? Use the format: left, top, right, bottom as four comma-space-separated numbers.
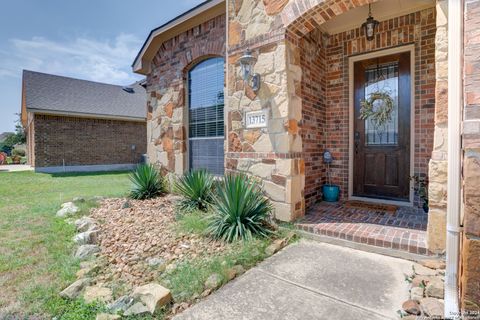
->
364, 62, 399, 145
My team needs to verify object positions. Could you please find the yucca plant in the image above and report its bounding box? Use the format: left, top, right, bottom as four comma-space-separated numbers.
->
174, 169, 215, 212
129, 164, 165, 200
208, 174, 274, 242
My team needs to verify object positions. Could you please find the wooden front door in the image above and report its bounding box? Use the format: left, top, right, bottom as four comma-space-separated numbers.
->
353, 52, 411, 201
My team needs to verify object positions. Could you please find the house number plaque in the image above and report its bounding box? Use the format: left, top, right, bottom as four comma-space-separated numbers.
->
245, 110, 268, 129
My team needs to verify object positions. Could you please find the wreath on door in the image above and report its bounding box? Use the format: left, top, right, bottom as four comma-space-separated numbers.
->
359, 91, 394, 128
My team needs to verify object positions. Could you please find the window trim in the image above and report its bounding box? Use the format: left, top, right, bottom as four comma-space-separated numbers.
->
185, 56, 225, 175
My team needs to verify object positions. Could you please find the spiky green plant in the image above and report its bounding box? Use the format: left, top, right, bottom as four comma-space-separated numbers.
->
129, 164, 165, 200
208, 174, 274, 242
174, 169, 215, 212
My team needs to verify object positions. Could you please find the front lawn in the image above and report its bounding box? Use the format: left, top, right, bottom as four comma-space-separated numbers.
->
0, 171, 131, 318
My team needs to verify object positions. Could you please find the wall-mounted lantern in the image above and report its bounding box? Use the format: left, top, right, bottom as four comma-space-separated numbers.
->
238, 49, 261, 92
361, 4, 379, 41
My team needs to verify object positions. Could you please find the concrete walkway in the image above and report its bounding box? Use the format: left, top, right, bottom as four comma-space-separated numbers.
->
175, 240, 411, 320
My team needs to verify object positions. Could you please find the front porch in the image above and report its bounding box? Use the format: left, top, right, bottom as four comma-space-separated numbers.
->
296, 201, 430, 255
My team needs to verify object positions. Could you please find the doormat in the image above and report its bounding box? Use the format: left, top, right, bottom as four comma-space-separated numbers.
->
345, 200, 397, 213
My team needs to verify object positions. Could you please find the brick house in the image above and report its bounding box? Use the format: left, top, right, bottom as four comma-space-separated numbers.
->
21, 70, 147, 172
132, 0, 480, 314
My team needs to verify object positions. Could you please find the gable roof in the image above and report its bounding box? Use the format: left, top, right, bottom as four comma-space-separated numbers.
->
132, 0, 225, 75
22, 70, 146, 121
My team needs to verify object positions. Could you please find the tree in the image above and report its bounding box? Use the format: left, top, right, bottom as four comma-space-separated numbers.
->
0, 114, 26, 155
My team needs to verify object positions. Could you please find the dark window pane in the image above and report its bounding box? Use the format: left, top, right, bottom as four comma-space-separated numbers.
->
188, 57, 225, 175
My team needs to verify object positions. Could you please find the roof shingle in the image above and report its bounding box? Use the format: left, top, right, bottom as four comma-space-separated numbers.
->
23, 70, 146, 120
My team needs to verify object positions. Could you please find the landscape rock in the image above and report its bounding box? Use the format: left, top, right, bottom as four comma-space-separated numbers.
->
425, 277, 444, 299
411, 275, 432, 288
107, 295, 134, 313
402, 299, 421, 315
75, 244, 100, 260
420, 259, 446, 270
147, 257, 167, 271
56, 202, 80, 217
83, 285, 113, 303
420, 298, 444, 317
132, 283, 172, 314
231, 265, 245, 276
410, 287, 424, 300
124, 302, 150, 316
95, 313, 120, 320
75, 217, 96, 232
413, 264, 437, 276
204, 273, 223, 290
76, 264, 100, 278
59, 278, 90, 299
226, 268, 237, 281
73, 197, 85, 203
74, 229, 100, 245
121, 200, 131, 209
265, 239, 286, 256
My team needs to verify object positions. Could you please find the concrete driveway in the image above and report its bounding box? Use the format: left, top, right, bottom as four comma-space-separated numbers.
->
175, 240, 411, 320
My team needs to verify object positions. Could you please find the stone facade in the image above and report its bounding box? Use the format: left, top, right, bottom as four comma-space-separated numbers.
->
32, 114, 146, 168
461, 0, 480, 312
145, 14, 226, 175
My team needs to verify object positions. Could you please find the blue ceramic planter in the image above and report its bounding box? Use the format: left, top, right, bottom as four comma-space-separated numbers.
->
322, 184, 339, 202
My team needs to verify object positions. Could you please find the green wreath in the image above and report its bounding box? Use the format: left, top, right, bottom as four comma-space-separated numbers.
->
359, 91, 394, 128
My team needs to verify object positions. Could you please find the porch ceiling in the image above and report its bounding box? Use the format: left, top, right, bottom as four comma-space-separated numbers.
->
319, 0, 435, 35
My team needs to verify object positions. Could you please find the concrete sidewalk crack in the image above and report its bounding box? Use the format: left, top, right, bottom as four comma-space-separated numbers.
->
256, 269, 397, 320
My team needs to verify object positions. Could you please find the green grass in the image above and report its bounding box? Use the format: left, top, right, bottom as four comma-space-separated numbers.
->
0, 170, 130, 319
0, 170, 297, 320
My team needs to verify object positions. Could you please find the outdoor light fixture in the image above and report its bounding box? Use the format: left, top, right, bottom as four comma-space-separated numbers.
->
361, 4, 379, 41
238, 49, 261, 92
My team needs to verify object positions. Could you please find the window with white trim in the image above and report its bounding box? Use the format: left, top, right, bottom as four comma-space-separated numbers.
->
188, 57, 225, 175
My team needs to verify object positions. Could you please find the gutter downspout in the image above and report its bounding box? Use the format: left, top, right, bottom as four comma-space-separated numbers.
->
445, 0, 463, 317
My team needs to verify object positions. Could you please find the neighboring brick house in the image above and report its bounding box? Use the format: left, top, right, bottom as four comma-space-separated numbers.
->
133, 0, 480, 314
21, 70, 147, 172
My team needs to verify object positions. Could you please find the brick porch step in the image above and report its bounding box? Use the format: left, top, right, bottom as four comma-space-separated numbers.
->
295, 202, 430, 256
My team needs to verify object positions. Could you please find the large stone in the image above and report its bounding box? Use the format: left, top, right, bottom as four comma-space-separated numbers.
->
413, 264, 437, 276
411, 275, 432, 288
263, 181, 285, 202
265, 239, 286, 256
124, 302, 150, 316
204, 273, 223, 290
420, 298, 444, 317
132, 283, 172, 314
83, 286, 113, 303
426, 208, 447, 253
402, 299, 421, 315
107, 295, 134, 313
74, 244, 100, 260
74, 229, 99, 245
461, 235, 480, 310
410, 287, 424, 301
59, 278, 90, 299
420, 259, 446, 270
147, 257, 167, 272
425, 277, 444, 299
76, 264, 100, 278
56, 202, 80, 217
75, 217, 96, 233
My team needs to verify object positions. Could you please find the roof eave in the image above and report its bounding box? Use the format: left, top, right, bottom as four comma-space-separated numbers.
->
132, 0, 225, 75
26, 108, 146, 122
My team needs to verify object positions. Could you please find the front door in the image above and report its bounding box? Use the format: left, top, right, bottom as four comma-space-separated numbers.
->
353, 52, 411, 201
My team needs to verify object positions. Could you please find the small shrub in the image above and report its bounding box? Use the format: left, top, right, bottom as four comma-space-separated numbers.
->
174, 169, 215, 212
129, 164, 165, 200
6, 156, 13, 164
208, 174, 273, 242
12, 148, 26, 157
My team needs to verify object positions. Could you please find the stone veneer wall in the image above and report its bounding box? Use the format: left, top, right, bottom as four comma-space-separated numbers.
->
33, 114, 146, 167
146, 14, 226, 174
427, 0, 448, 253
461, 0, 480, 311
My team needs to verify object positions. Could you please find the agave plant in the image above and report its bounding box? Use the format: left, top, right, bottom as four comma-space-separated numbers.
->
208, 174, 273, 242
174, 169, 215, 212
129, 164, 165, 200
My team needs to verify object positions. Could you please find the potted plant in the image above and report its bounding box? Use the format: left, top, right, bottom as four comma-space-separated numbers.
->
322, 150, 339, 202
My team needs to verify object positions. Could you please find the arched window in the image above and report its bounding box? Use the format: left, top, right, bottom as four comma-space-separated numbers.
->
188, 57, 224, 175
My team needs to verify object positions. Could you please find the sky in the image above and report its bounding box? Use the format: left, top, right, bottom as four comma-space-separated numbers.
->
0, 0, 204, 133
